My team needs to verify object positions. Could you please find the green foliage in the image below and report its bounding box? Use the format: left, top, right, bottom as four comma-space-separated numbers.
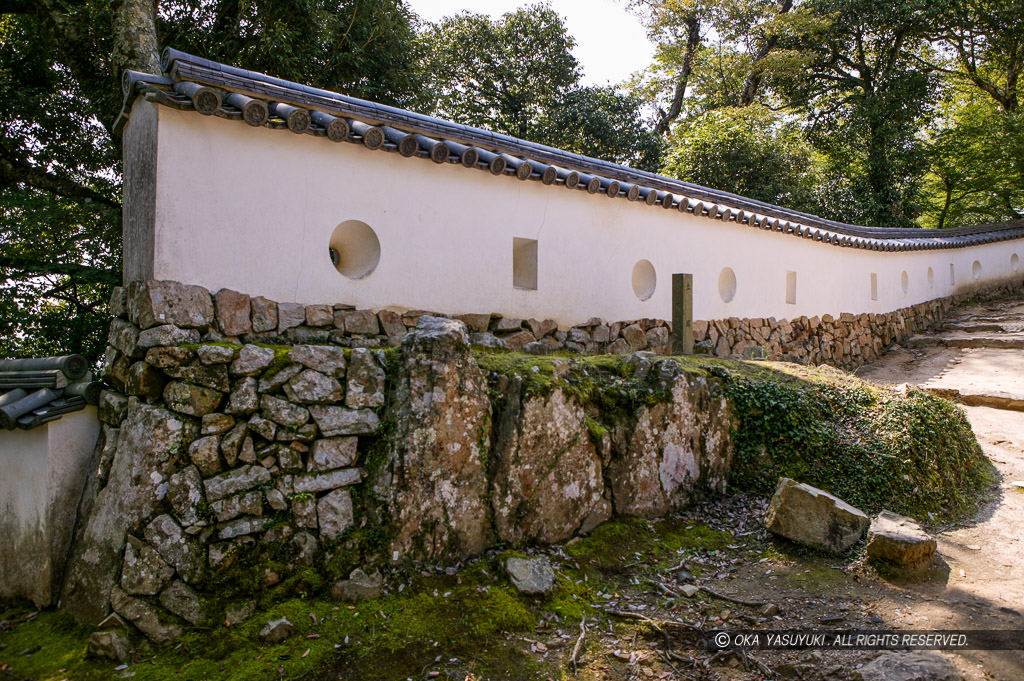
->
661, 105, 821, 211
723, 372, 994, 522
419, 4, 580, 140
535, 85, 664, 171
918, 93, 1024, 228
419, 3, 663, 169
1, 0, 422, 363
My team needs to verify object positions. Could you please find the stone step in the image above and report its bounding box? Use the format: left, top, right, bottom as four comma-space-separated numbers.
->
906, 333, 1024, 349
923, 387, 1024, 412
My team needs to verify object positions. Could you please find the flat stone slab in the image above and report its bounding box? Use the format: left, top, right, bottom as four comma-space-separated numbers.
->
866, 510, 937, 565
764, 477, 869, 554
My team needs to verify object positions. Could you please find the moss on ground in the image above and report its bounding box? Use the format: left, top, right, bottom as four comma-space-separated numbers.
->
0, 512, 742, 681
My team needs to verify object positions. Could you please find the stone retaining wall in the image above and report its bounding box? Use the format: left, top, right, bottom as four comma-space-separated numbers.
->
61, 281, 734, 645
97, 279, 1024, 378
57, 277, 1022, 645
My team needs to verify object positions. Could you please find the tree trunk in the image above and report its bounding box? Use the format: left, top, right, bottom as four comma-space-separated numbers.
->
739, 0, 794, 106
654, 16, 700, 136
111, 0, 160, 76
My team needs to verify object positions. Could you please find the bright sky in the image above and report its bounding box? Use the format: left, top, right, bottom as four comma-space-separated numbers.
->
406, 0, 655, 86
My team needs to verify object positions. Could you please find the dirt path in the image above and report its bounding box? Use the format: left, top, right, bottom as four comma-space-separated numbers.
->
854, 298, 1024, 680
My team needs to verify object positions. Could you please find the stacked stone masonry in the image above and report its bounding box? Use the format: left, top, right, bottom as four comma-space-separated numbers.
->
58, 277, 1022, 645
102, 279, 1024, 374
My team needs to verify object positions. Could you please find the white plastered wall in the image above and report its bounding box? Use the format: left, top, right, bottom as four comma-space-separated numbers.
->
141, 106, 1024, 327
0, 408, 99, 607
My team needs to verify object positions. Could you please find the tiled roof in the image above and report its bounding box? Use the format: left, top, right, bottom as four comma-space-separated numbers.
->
0, 356, 101, 430
114, 48, 1024, 253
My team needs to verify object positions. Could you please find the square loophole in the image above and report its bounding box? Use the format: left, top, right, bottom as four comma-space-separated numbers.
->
513, 237, 538, 290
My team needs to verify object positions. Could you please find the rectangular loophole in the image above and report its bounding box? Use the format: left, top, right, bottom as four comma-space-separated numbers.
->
513, 237, 538, 290
950, 263, 955, 285
785, 271, 797, 305
870, 273, 878, 301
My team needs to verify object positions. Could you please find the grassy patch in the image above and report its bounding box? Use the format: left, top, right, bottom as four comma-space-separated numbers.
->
722, 363, 995, 523
0, 562, 541, 681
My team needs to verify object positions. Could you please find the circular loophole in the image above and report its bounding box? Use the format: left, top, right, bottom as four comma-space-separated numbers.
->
901, 270, 909, 294
329, 220, 381, 279
718, 267, 737, 303
972, 260, 982, 280
631, 260, 656, 301
1012, 254, 1020, 272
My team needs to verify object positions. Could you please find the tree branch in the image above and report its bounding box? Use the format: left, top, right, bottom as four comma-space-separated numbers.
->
0, 152, 121, 209
654, 16, 700, 136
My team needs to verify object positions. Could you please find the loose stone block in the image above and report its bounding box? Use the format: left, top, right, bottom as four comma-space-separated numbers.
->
292, 495, 317, 529
308, 437, 358, 471
163, 381, 223, 417
128, 280, 214, 331
159, 580, 205, 625
214, 289, 252, 336
137, 323, 198, 348
491, 317, 523, 332
292, 468, 362, 494
204, 465, 272, 501
305, 304, 334, 327
265, 489, 288, 511
87, 630, 129, 662
125, 361, 167, 398
258, 363, 302, 392
218, 517, 273, 540
502, 330, 536, 352
866, 510, 937, 565
196, 344, 236, 365
167, 465, 204, 527
145, 346, 194, 369
455, 313, 492, 333
764, 477, 869, 554
229, 344, 276, 376
201, 412, 235, 435
120, 536, 173, 595
330, 568, 382, 602
260, 394, 310, 427
505, 556, 554, 595
277, 302, 306, 332
247, 413, 277, 440
227, 376, 259, 415
345, 348, 385, 408
108, 286, 128, 319
284, 369, 344, 404
144, 514, 204, 583
526, 318, 558, 339
622, 324, 648, 350
250, 296, 278, 333
164, 363, 230, 391
309, 406, 379, 436
378, 309, 406, 338
187, 435, 221, 476
317, 488, 354, 540
340, 309, 379, 335
110, 586, 181, 645
210, 491, 263, 523
109, 318, 142, 359
289, 345, 346, 377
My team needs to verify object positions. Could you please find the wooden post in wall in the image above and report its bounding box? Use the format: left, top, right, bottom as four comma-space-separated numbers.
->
672, 273, 693, 355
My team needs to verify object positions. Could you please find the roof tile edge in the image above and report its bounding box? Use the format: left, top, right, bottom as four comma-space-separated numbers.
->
114, 47, 1024, 254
